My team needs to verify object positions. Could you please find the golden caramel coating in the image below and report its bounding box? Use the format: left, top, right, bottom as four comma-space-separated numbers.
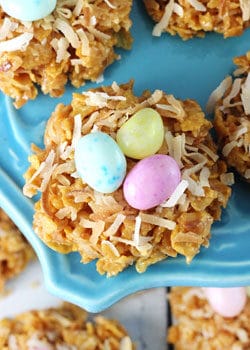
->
0, 0, 132, 108
144, 0, 249, 40
0, 302, 134, 349
23, 81, 231, 276
214, 52, 250, 181
0, 209, 35, 291
168, 287, 250, 350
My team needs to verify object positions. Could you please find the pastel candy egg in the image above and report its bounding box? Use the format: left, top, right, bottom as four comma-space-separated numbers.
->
75, 132, 127, 194
123, 154, 181, 210
116, 108, 164, 159
203, 287, 247, 318
1, 0, 57, 21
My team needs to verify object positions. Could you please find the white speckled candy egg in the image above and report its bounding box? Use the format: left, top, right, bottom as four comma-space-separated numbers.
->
123, 154, 181, 210
75, 132, 127, 194
1, 0, 57, 21
203, 287, 247, 318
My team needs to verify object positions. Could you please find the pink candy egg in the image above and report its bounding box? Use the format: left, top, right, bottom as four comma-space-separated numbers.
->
203, 287, 247, 318
123, 154, 181, 210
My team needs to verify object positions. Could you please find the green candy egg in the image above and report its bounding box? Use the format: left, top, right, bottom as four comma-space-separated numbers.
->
116, 108, 164, 159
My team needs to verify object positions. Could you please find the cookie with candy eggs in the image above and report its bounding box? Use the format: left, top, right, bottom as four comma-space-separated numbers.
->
168, 286, 250, 349
0, 302, 134, 349
209, 52, 250, 181
0, 0, 132, 108
23, 81, 231, 277
0, 208, 35, 291
144, 0, 250, 40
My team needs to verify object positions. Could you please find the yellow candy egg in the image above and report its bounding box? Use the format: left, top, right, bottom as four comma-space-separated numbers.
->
116, 108, 164, 159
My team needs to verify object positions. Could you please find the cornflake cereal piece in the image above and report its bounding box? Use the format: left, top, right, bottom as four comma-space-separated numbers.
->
0, 302, 134, 349
144, 0, 250, 40
23, 81, 231, 277
0, 0, 132, 108
212, 52, 250, 181
168, 287, 250, 349
0, 208, 35, 291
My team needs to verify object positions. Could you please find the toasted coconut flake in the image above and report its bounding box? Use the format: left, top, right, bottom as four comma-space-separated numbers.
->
0, 18, 18, 40
229, 125, 248, 141
245, 169, 250, 178
222, 140, 239, 156
76, 28, 90, 55
223, 78, 242, 108
72, 114, 82, 149
183, 287, 206, 302
54, 18, 80, 49
165, 131, 186, 167
206, 76, 232, 113
51, 37, 70, 63
198, 144, 219, 162
133, 215, 142, 246
160, 180, 189, 208
241, 73, 250, 115
55, 207, 77, 221
102, 240, 120, 257
199, 166, 210, 187
152, 0, 175, 37
187, 0, 206, 11
120, 336, 133, 350
182, 174, 205, 196
111, 236, 152, 252
87, 27, 111, 40
80, 219, 105, 245
104, 213, 126, 237
167, 95, 186, 120
140, 213, 176, 230
23, 150, 56, 197
220, 172, 235, 185
8, 335, 18, 350
0, 32, 33, 52
103, 0, 117, 9
73, 0, 84, 16
147, 90, 163, 105
27, 334, 53, 350
173, 3, 184, 17
240, 0, 250, 21
82, 91, 126, 108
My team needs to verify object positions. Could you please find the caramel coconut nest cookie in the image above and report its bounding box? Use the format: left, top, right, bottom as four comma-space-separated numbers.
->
0, 302, 134, 349
23, 81, 231, 277
210, 52, 250, 181
0, 0, 132, 108
144, 0, 250, 40
168, 287, 250, 349
0, 208, 35, 291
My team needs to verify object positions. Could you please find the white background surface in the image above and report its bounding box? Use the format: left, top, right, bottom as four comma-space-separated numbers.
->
0, 260, 168, 350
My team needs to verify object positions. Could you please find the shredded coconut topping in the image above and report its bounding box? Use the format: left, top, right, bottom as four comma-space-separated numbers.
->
103, 0, 117, 9
82, 91, 126, 107
152, 0, 174, 37
104, 213, 126, 237
140, 213, 176, 230
245, 169, 250, 178
241, 72, 250, 115
0, 32, 33, 52
206, 76, 232, 113
54, 18, 80, 49
187, 0, 206, 12
173, 3, 184, 17
240, 0, 250, 21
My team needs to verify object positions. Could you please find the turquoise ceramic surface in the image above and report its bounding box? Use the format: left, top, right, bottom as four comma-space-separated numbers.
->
1, 1, 250, 312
